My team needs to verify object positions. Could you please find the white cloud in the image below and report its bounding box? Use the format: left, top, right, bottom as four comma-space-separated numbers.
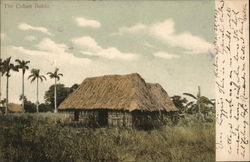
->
2, 41, 92, 104
153, 51, 179, 59
24, 35, 37, 41
75, 17, 101, 28
72, 36, 139, 60
113, 19, 213, 54
112, 23, 146, 35
150, 20, 213, 54
150, 19, 175, 37
1, 33, 6, 40
12, 38, 91, 66
72, 36, 102, 51
37, 38, 91, 64
12, 46, 50, 56
36, 38, 67, 52
142, 42, 157, 49
18, 23, 52, 35
96, 48, 138, 60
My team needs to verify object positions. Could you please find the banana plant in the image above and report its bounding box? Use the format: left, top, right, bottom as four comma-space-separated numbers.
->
183, 86, 215, 120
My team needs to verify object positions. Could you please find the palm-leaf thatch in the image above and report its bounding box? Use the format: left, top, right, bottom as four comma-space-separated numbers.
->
58, 73, 177, 112
8, 103, 24, 113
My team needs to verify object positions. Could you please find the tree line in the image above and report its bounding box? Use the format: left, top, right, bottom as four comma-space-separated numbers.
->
0, 57, 215, 119
0, 57, 64, 115
21, 83, 79, 113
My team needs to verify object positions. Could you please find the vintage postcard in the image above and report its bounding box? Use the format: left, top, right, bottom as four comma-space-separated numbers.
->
0, 0, 249, 161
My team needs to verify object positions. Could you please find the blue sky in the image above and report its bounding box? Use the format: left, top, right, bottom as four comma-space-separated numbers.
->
1, 0, 215, 103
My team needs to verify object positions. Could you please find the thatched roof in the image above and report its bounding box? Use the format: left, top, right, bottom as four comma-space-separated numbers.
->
8, 103, 25, 113
59, 73, 177, 112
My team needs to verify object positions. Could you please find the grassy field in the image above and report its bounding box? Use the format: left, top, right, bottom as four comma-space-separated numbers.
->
0, 113, 215, 162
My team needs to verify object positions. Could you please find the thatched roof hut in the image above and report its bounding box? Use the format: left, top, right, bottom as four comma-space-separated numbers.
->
0, 103, 24, 114
59, 73, 177, 112
59, 73, 177, 128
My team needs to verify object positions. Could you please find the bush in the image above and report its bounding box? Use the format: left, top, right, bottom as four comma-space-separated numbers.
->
23, 101, 36, 113
39, 104, 54, 112
0, 113, 215, 162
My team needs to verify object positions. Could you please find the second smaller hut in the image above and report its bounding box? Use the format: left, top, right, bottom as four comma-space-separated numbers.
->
0, 103, 25, 114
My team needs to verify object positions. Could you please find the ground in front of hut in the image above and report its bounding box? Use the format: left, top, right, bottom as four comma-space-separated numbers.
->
0, 113, 215, 162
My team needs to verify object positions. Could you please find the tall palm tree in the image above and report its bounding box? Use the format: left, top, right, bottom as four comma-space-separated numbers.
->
0, 59, 3, 107
15, 59, 30, 110
0, 57, 19, 115
47, 68, 63, 113
183, 86, 214, 120
28, 69, 46, 113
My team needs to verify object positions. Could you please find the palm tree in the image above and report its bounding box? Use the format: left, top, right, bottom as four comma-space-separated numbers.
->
0, 57, 19, 115
183, 86, 214, 120
0, 59, 3, 107
47, 68, 63, 113
15, 59, 30, 110
28, 69, 46, 113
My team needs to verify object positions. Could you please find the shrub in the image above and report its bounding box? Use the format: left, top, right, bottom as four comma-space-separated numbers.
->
0, 113, 215, 162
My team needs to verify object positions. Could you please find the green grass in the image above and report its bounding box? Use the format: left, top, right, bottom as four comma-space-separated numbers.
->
0, 113, 215, 162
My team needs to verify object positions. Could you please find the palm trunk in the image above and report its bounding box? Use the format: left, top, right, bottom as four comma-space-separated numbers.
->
198, 104, 204, 121
22, 72, 24, 109
5, 76, 9, 115
0, 73, 1, 107
54, 79, 57, 113
36, 78, 39, 113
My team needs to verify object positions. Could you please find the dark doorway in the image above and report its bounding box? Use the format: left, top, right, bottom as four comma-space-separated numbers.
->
74, 110, 79, 121
98, 110, 108, 127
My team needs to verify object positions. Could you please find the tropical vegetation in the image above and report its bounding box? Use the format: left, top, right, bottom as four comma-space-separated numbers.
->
0, 57, 215, 120
0, 57, 68, 114
15, 59, 30, 110
47, 68, 63, 113
0, 113, 215, 162
0, 57, 19, 115
0, 57, 215, 161
28, 69, 46, 113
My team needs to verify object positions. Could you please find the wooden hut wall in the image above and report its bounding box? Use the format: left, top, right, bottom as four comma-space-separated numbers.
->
108, 111, 132, 128
132, 111, 165, 129
78, 110, 97, 122
59, 109, 98, 124
60, 109, 169, 129
60, 109, 75, 122
77, 110, 99, 126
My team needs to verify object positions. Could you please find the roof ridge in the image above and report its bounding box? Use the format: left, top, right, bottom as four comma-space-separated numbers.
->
84, 73, 142, 80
